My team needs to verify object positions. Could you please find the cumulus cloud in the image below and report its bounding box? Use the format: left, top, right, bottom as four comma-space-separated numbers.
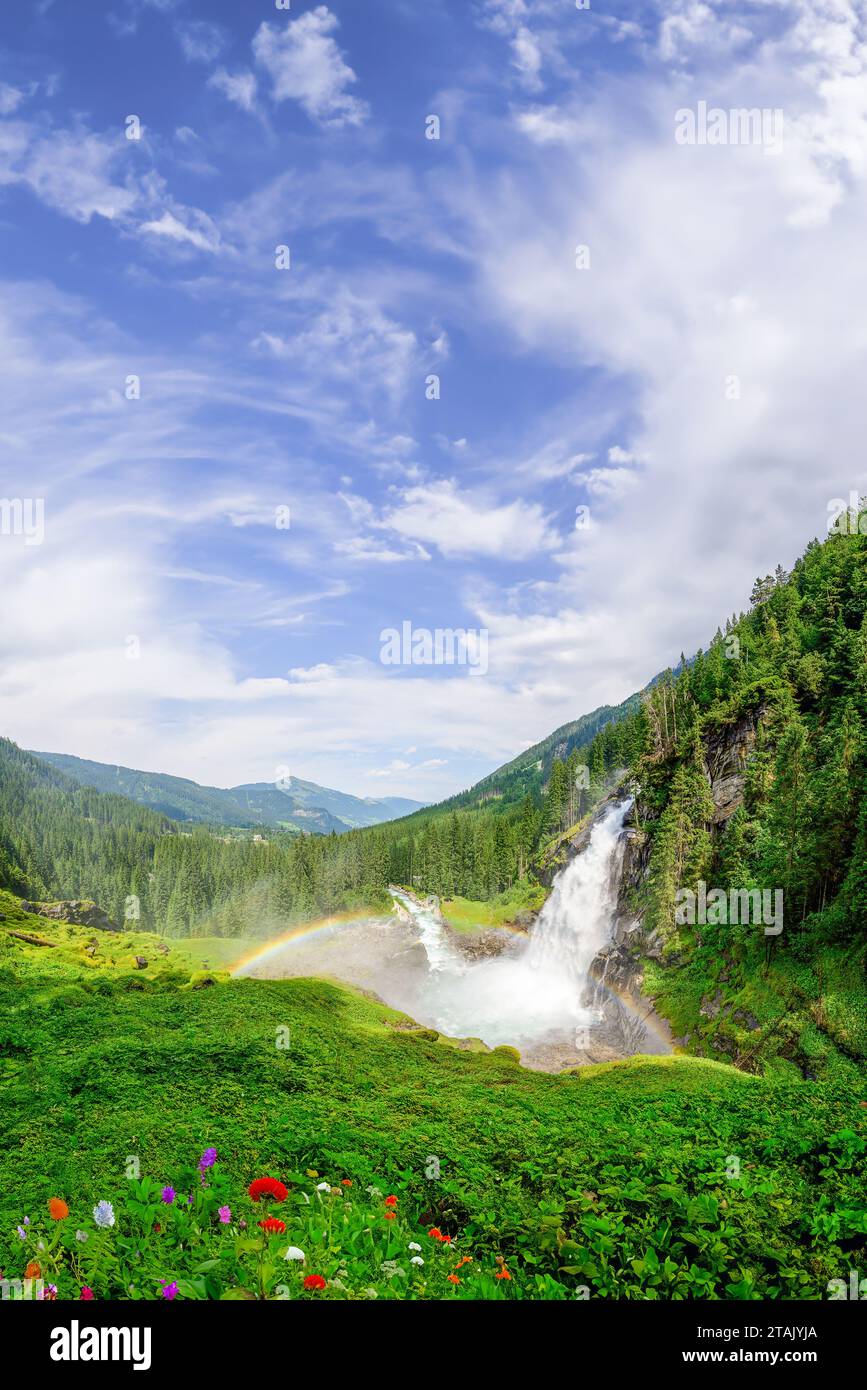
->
252, 7, 369, 128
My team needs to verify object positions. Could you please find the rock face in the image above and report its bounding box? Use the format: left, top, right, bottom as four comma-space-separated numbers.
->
19, 899, 119, 931
702, 710, 763, 825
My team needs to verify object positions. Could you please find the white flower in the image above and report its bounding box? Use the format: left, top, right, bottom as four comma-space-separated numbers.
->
408, 1242, 421, 1251
316, 1181, 330, 1192
75, 1230, 88, 1243
93, 1201, 115, 1229
283, 1246, 305, 1262
411, 1256, 424, 1266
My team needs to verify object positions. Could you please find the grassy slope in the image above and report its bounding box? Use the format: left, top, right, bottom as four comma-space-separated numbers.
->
1, 895, 864, 1299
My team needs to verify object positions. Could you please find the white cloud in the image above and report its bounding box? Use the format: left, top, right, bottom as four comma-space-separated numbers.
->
0, 83, 26, 116
176, 19, 225, 64
138, 207, 222, 253
381, 480, 556, 560
252, 7, 369, 128
208, 68, 258, 114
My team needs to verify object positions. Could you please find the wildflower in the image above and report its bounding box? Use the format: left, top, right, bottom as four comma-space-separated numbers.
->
258, 1217, 286, 1235
198, 1147, 218, 1172
305, 1169, 319, 1178
160, 1280, 178, 1301
41, 1284, 58, 1300
161, 1186, 175, 1205
447, 1274, 460, 1285
238, 1219, 247, 1230
363, 1288, 378, 1299
454, 1256, 473, 1269
79, 1287, 94, 1301
16, 1226, 26, 1242
153, 1224, 161, 1234
408, 1242, 422, 1252
93, 1201, 115, 1229
23, 1216, 30, 1226
428, 1227, 444, 1240
48, 1198, 69, 1221
384, 1195, 398, 1207
496, 1269, 512, 1280
411, 1256, 424, 1267
384, 1211, 396, 1221
284, 1247, 305, 1262
303, 1274, 327, 1291
248, 1177, 288, 1203
218, 1206, 231, 1224
75, 1230, 88, 1244
25, 1262, 41, 1279
316, 1181, 330, 1192
341, 1179, 352, 1187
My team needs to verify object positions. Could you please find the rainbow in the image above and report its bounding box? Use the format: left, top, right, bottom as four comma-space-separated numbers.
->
229, 911, 372, 976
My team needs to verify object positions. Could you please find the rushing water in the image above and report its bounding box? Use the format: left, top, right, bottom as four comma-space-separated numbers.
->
395, 799, 633, 1049
237, 797, 669, 1068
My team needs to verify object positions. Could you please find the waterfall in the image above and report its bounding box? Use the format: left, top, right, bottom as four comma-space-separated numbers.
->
526, 798, 632, 995
392, 798, 634, 1050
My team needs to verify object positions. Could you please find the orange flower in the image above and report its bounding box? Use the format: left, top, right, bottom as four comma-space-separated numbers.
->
48, 1198, 69, 1221
428, 1227, 443, 1240
25, 1261, 41, 1279
447, 1274, 460, 1284
496, 1269, 512, 1280
454, 1256, 473, 1269
341, 1179, 352, 1187
384, 1195, 398, 1207
384, 1211, 396, 1220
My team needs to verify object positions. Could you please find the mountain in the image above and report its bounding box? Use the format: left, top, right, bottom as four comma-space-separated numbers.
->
30, 752, 427, 834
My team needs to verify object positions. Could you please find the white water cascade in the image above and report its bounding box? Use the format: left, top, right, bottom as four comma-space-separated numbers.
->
397, 798, 634, 1051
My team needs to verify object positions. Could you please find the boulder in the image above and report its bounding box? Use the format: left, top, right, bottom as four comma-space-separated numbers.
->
19, 900, 119, 932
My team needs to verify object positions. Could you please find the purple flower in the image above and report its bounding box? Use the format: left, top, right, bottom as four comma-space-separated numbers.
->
16, 1226, 27, 1241
161, 1186, 176, 1205
160, 1279, 178, 1301
218, 1206, 231, 1224
198, 1147, 217, 1173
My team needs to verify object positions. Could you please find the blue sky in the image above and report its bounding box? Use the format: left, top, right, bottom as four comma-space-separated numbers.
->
1, 0, 866, 797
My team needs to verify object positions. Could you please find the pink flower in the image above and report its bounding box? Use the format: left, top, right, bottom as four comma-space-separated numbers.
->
160, 1280, 179, 1301
218, 1206, 231, 1224
79, 1287, 94, 1301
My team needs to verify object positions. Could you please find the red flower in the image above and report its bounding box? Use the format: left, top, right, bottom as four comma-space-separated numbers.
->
341, 1179, 352, 1187
248, 1177, 288, 1203
447, 1274, 460, 1284
496, 1269, 512, 1280
428, 1227, 443, 1240
258, 1217, 286, 1234
79, 1287, 94, 1301
384, 1195, 398, 1207
303, 1274, 327, 1291
384, 1211, 396, 1220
